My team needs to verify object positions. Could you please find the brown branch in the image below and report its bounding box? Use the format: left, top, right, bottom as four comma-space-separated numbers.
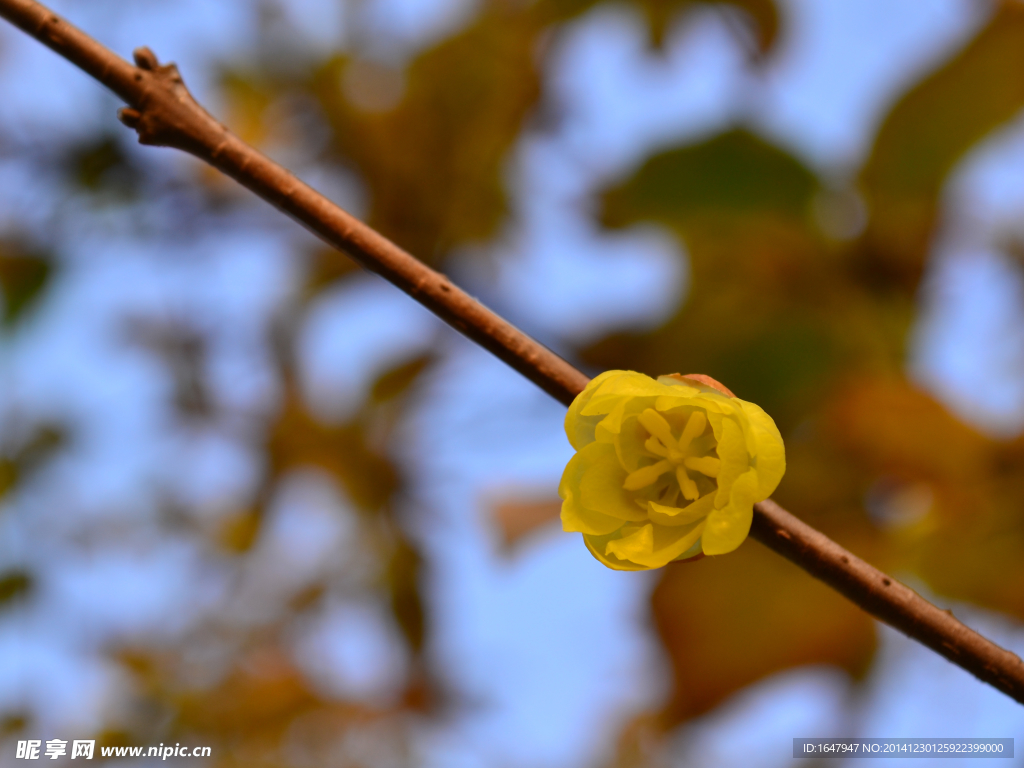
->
3, 0, 1023, 705
751, 501, 1024, 701
0, 1, 588, 405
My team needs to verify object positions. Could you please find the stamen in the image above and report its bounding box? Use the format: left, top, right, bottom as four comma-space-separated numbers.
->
676, 466, 699, 500
624, 460, 672, 490
684, 456, 720, 478
676, 410, 707, 451
638, 409, 676, 447
644, 437, 669, 457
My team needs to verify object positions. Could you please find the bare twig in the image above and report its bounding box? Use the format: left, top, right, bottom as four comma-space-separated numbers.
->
2, 0, 1023, 705
751, 500, 1024, 701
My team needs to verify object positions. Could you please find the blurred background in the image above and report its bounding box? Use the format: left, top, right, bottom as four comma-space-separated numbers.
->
3, 0, 1024, 765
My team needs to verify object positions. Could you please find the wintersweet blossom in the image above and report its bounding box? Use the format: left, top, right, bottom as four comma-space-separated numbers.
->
559, 370, 786, 570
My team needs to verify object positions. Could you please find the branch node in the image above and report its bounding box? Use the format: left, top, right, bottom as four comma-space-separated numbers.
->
117, 107, 141, 129
133, 46, 158, 70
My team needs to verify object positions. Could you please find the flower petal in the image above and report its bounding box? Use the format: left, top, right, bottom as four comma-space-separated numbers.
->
561, 494, 625, 535
647, 492, 716, 526
583, 372, 675, 408
606, 520, 706, 569
612, 413, 654, 473
708, 413, 750, 508
562, 370, 786, 571
565, 370, 622, 450
673, 538, 704, 562
701, 469, 759, 555
654, 390, 731, 414
558, 446, 629, 534
581, 531, 649, 571
578, 442, 648, 521
736, 399, 786, 500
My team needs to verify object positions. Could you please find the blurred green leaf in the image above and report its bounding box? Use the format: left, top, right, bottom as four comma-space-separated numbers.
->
305, 7, 542, 263
218, 71, 277, 148
589, 129, 836, 428
387, 534, 426, 653
371, 354, 434, 403
859, 2, 1024, 292
0, 461, 15, 500
578, 12, 1024, 728
66, 134, 138, 195
0, 713, 28, 736
818, 376, 1024, 622
602, 129, 817, 226
302, 246, 362, 298
0, 425, 66, 500
216, 509, 263, 554
652, 539, 876, 724
716, 0, 779, 54
0, 249, 51, 327
265, 348, 435, 512
125, 320, 212, 420
267, 382, 399, 513
0, 570, 32, 607
94, 731, 132, 751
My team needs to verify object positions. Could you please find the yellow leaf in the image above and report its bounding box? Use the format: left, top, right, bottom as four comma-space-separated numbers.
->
652, 539, 876, 723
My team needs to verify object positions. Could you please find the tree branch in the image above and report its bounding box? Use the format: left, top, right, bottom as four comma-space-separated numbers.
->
3, 0, 1023, 705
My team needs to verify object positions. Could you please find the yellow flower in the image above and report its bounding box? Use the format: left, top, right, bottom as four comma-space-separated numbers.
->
559, 370, 785, 570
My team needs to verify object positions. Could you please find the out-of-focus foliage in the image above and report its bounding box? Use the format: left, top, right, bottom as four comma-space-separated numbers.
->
222, 0, 774, 266
225, 6, 544, 265
576, 0, 1024, 728
0, 244, 51, 327
5, 0, 1024, 764
0, 424, 65, 501
492, 496, 563, 550
860, 2, 1024, 291
539, 0, 777, 51
125, 319, 215, 420
64, 133, 140, 197
89, 350, 434, 768
652, 540, 875, 721
266, 370, 400, 512
0, 570, 32, 608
